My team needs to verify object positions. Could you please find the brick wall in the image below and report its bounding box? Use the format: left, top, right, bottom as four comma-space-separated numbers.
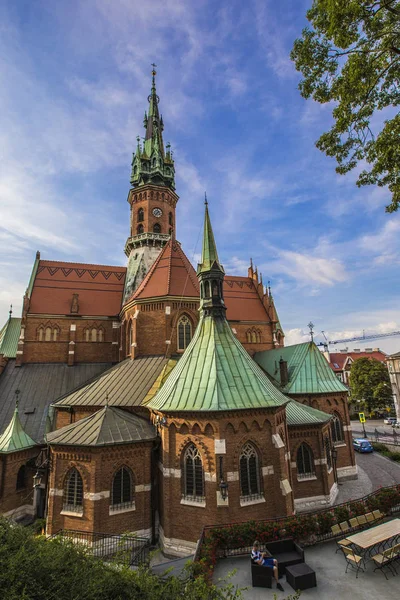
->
156, 407, 294, 548
20, 316, 118, 364
289, 393, 356, 477
0, 447, 40, 516
46, 442, 153, 536
128, 185, 178, 238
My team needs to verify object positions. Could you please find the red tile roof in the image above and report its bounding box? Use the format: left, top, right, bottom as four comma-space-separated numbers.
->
329, 351, 387, 371
131, 240, 200, 301
224, 276, 269, 322
29, 260, 126, 317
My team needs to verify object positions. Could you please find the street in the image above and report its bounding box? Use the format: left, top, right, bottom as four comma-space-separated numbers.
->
351, 419, 400, 444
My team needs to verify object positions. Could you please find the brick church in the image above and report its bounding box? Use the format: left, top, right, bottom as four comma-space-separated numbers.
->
0, 69, 356, 555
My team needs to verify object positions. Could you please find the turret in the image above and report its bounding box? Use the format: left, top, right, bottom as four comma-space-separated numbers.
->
197, 197, 226, 318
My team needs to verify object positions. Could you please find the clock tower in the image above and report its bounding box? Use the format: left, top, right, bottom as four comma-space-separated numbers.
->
123, 67, 179, 303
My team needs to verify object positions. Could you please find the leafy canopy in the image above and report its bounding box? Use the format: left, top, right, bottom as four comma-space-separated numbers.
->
349, 356, 392, 411
291, 1, 400, 212
0, 518, 243, 600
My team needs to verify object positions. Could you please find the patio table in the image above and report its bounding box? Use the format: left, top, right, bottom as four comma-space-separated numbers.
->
345, 518, 400, 561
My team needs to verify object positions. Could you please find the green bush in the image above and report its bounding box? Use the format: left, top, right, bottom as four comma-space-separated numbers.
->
0, 518, 243, 600
372, 442, 388, 452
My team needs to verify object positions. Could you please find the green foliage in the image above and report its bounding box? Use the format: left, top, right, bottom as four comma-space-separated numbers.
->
0, 519, 243, 600
291, 1, 400, 212
373, 441, 400, 461
349, 357, 392, 411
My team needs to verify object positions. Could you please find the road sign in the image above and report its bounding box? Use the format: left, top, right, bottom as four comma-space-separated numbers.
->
359, 412, 366, 423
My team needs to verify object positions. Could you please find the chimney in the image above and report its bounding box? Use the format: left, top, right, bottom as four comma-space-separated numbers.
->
279, 357, 289, 387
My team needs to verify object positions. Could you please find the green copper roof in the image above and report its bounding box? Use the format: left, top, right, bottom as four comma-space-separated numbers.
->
254, 342, 348, 395
27, 251, 40, 298
0, 317, 21, 358
286, 400, 332, 426
46, 406, 156, 447
197, 201, 223, 275
0, 405, 38, 453
146, 315, 289, 412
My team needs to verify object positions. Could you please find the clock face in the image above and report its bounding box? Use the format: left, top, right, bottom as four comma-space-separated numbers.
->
152, 207, 163, 218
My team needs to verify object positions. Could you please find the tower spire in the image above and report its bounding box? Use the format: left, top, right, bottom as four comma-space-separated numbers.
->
130, 65, 175, 190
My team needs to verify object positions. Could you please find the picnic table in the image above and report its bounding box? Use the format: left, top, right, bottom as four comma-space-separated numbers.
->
346, 518, 400, 560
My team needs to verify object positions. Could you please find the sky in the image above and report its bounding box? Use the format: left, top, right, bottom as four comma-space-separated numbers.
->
1, 0, 400, 355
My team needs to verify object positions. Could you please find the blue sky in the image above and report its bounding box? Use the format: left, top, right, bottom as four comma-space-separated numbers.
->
1, 0, 400, 354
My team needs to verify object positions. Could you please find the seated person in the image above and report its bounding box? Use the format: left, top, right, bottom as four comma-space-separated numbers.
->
251, 540, 284, 592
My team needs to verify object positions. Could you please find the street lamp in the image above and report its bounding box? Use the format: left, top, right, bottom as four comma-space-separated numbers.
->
331, 446, 338, 484
218, 456, 228, 500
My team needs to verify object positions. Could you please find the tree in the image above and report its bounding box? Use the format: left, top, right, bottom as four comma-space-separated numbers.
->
291, 1, 400, 212
0, 518, 243, 600
349, 357, 393, 412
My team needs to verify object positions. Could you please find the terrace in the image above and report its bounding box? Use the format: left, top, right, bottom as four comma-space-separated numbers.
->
194, 484, 400, 599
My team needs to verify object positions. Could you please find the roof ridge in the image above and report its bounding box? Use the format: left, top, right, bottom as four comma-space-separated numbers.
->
39, 259, 126, 270
132, 240, 172, 301
173, 241, 199, 293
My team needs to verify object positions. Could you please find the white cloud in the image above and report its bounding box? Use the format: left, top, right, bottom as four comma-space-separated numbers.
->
271, 249, 348, 287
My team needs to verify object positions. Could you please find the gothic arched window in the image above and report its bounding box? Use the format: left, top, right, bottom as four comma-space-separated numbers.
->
169, 212, 173, 226
38, 327, 44, 341
91, 328, 97, 342
296, 443, 315, 478
153, 223, 161, 234
111, 467, 134, 508
137, 224, 144, 234
183, 444, 204, 500
177, 315, 192, 351
137, 208, 144, 223
98, 328, 104, 343
64, 468, 83, 512
16, 465, 26, 490
239, 442, 261, 498
45, 327, 52, 342
331, 412, 344, 443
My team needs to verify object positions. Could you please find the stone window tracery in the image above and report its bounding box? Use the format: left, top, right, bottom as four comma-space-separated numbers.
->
296, 443, 315, 478
63, 468, 83, 513
177, 315, 192, 351
331, 412, 344, 443
246, 328, 262, 344
16, 465, 26, 490
183, 443, 204, 501
111, 467, 134, 509
38, 325, 59, 342
239, 442, 261, 499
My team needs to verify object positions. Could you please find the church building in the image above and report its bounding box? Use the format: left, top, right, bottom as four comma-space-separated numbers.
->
0, 69, 356, 555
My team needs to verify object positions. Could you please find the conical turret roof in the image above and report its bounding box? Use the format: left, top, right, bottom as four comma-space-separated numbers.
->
0, 404, 38, 453
147, 203, 289, 413
197, 200, 223, 274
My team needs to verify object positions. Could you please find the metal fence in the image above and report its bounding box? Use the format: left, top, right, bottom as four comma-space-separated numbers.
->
49, 529, 151, 566
371, 428, 400, 446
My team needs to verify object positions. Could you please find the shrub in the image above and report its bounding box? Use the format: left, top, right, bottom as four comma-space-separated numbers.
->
333, 506, 350, 523
372, 442, 388, 452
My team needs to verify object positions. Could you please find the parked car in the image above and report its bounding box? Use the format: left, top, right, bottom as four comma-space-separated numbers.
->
353, 438, 373, 453
384, 417, 397, 425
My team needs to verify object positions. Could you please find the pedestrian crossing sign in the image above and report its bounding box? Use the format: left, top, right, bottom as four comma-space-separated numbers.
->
359, 412, 365, 423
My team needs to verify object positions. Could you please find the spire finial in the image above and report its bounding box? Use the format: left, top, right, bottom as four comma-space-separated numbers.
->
151, 63, 157, 88
204, 192, 208, 206
9, 304, 12, 319
15, 389, 20, 411
308, 321, 314, 342
105, 393, 109, 407
268, 280, 271, 295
